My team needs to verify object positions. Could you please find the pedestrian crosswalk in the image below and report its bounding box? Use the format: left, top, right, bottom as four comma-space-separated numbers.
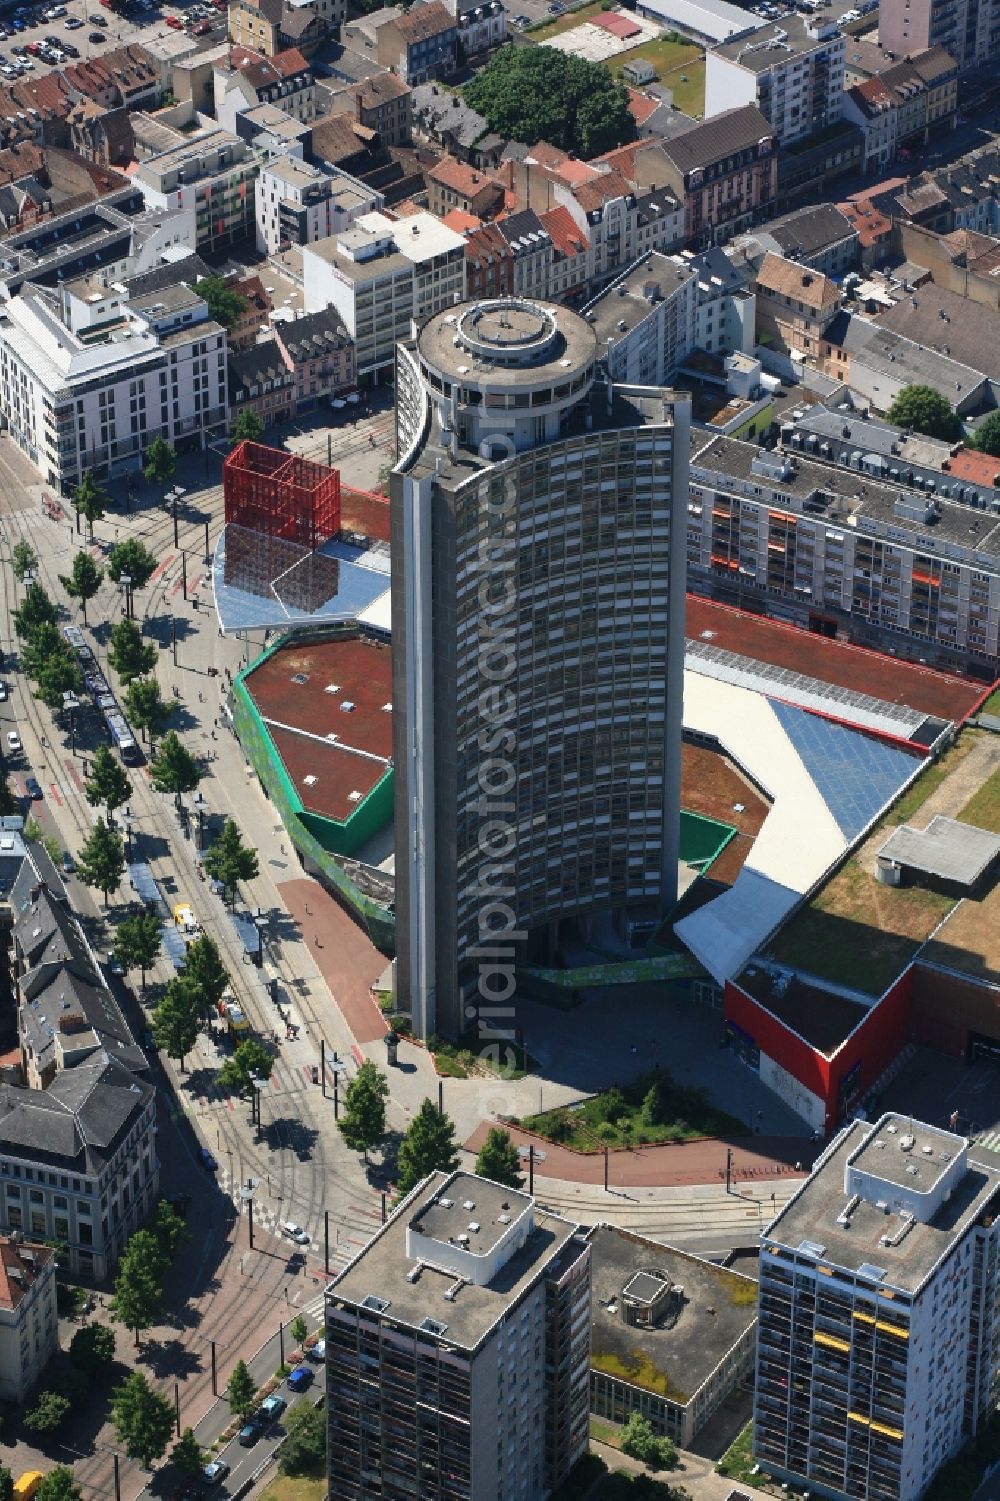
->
975, 1132, 1000, 1154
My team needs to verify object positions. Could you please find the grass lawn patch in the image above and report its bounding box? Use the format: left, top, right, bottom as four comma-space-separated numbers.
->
518, 1067, 744, 1150
768, 736, 981, 995
957, 763, 1000, 834
529, 0, 608, 38
260, 1478, 326, 1501
608, 39, 705, 114
431, 1036, 535, 1080
978, 684, 1000, 718
717, 1420, 756, 1483
591, 1416, 624, 1448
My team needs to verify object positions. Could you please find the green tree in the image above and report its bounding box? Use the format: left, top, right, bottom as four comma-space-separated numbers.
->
59, 549, 104, 624
24, 1390, 71, 1434
226, 1358, 257, 1420
84, 743, 133, 826
72, 471, 107, 541
37, 1468, 83, 1501
219, 1037, 274, 1097
181, 933, 229, 1017
279, 1400, 326, 1477
21, 621, 67, 680
193, 275, 248, 331
111, 1229, 165, 1344
11, 539, 37, 582
339, 1060, 389, 1162
13, 579, 58, 642
111, 1371, 175, 1468
151, 975, 201, 1071
886, 384, 962, 441
971, 410, 1000, 457
107, 538, 158, 591
150, 730, 202, 806
124, 676, 172, 750
112, 910, 162, 995
202, 817, 260, 905
76, 819, 125, 906
289, 1314, 308, 1347
464, 44, 635, 159
171, 1427, 204, 1478
620, 1412, 678, 1470
230, 407, 265, 446
396, 1099, 460, 1196
34, 646, 83, 713
474, 1127, 525, 1189
108, 619, 158, 685
69, 1322, 116, 1374
143, 434, 176, 488
152, 1197, 189, 1261
0, 1466, 12, 1501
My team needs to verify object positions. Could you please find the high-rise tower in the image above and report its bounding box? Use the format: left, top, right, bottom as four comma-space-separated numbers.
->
391, 297, 689, 1040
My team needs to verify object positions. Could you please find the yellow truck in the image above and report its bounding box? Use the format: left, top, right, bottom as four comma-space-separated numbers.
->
173, 902, 200, 943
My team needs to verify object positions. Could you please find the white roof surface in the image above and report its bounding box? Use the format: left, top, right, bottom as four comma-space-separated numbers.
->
357, 587, 392, 633
639, 0, 760, 42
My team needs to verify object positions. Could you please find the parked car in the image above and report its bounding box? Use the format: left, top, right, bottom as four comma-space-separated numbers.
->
306, 1338, 326, 1362
0, 680, 8, 699
165, 13, 182, 24
24, 776, 42, 800
200, 1460, 229, 1488
61, 39, 78, 53
6, 731, 22, 754
198, 1147, 219, 1172
287, 1364, 314, 1393
65, 13, 82, 23
281, 1221, 309, 1244
88, 10, 107, 19
237, 1413, 265, 1447
191, 19, 210, 31
61, 850, 75, 873
88, 29, 104, 38
260, 1394, 286, 1422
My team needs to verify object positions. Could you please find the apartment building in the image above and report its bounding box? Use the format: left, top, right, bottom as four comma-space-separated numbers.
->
133, 128, 256, 252
0, 278, 227, 489
753, 251, 841, 362
376, 0, 458, 83
328, 71, 413, 147
0, 187, 194, 299
463, 220, 514, 299
496, 210, 555, 299
256, 157, 381, 253
427, 156, 504, 220
0, 1241, 57, 1402
392, 297, 689, 1038
0, 840, 159, 1282
228, 339, 296, 426
584, 247, 756, 386
228, 0, 338, 56
658, 105, 778, 248
686, 434, 1000, 673
273, 305, 355, 409
705, 15, 846, 146
879, 0, 1000, 69
326, 1170, 592, 1501
844, 48, 958, 171
213, 45, 317, 129
755, 1115, 1000, 1501
303, 211, 464, 377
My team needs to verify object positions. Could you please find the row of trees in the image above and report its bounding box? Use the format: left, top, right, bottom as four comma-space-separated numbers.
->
339, 1063, 525, 1194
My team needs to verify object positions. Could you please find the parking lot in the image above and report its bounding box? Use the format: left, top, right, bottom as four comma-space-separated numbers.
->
0, 0, 225, 81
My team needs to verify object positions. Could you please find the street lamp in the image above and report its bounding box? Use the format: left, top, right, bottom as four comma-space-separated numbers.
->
192, 790, 207, 852
62, 691, 80, 756
239, 1177, 260, 1249
122, 811, 137, 861
250, 1073, 267, 1132
119, 572, 133, 620
167, 486, 187, 550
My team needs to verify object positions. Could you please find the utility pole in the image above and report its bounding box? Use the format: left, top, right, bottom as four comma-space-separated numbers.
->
325, 1209, 330, 1275
182, 551, 188, 601
174, 1380, 181, 1437
438, 1080, 444, 1116
113, 1454, 121, 1501
171, 617, 178, 668
321, 1039, 326, 1098
604, 1146, 609, 1193
211, 1339, 217, 1395
279, 1321, 284, 1369
726, 1146, 733, 1194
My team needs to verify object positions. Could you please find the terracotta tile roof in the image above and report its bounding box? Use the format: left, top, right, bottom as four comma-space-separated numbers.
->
592, 140, 642, 178
442, 206, 482, 232
0, 141, 44, 188
573, 168, 633, 212
593, 10, 641, 37
851, 77, 894, 115
836, 198, 893, 247
393, 0, 453, 40
232, 273, 272, 311
538, 203, 588, 257
527, 140, 569, 168
626, 86, 661, 126
948, 448, 1000, 487
428, 154, 497, 195
554, 156, 598, 186
0, 1241, 53, 1311
465, 220, 510, 266
234, 44, 309, 87
356, 71, 411, 107
756, 251, 839, 308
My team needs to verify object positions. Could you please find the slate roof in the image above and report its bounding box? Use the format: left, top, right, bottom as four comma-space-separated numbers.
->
274, 304, 351, 360
766, 202, 856, 257
661, 104, 774, 176
0, 1059, 153, 1174
392, 0, 454, 40
875, 281, 1000, 383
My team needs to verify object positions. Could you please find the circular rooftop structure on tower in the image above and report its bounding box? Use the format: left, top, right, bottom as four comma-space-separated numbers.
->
417, 296, 597, 393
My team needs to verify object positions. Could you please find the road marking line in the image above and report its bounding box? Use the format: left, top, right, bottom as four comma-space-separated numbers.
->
150, 555, 175, 585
